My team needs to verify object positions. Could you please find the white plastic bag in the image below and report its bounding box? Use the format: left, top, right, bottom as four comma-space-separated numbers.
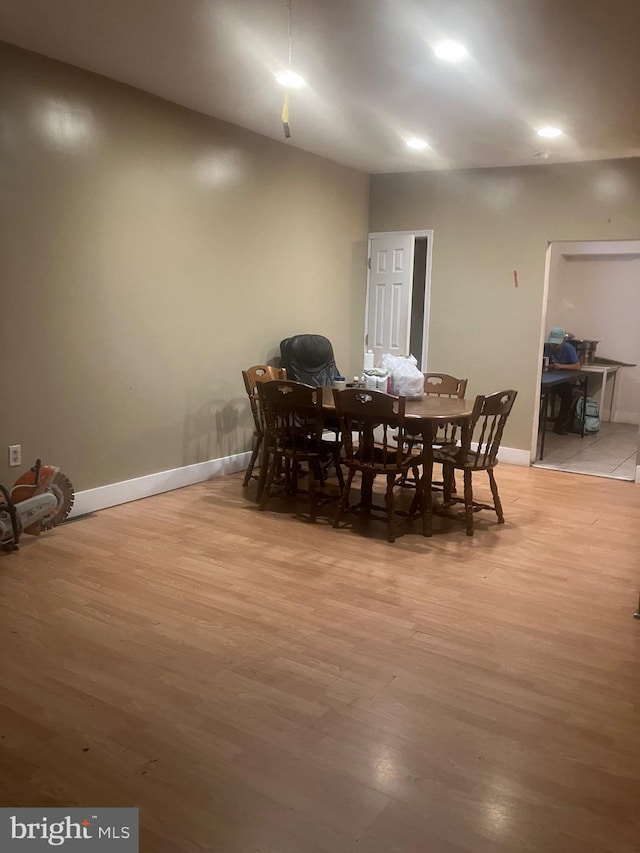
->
379, 354, 424, 398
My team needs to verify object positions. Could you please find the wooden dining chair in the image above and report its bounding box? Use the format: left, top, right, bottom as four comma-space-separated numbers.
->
423, 373, 468, 397
433, 389, 518, 536
332, 388, 421, 543
404, 372, 468, 490
257, 379, 342, 520
241, 365, 287, 489
422, 372, 468, 445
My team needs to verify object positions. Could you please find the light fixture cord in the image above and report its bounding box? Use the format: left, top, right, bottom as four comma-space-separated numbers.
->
282, 0, 293, 138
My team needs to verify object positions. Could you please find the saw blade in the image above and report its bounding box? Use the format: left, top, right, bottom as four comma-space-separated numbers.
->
41, 472, 75, 530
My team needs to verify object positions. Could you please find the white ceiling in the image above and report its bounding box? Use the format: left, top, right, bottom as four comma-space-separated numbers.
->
2, 0, 640, 173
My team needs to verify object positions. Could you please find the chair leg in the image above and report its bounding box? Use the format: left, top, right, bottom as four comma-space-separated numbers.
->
361, 471, 374, 513
333, 450, 345, 491
256, 440, 271, 500
385, 473, 396, 543
289, 457, 298, 495
259, 456, 279, 511
488, 469, 504, 523
463, 469, 474, 536
442, 464, 454, 502
408, 465, 423, 515
243, 433, 263, 487
333, 468, 355, 528
323, 445, 344, 491
308, 461, 321, 523
421, 455, 434, 538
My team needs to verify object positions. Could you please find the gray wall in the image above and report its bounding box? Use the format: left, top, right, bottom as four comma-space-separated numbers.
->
370, 160, 640, 453
0, 43, 370, 489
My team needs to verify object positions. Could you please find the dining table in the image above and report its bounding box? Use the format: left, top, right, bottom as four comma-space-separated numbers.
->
321, 386, 475, 536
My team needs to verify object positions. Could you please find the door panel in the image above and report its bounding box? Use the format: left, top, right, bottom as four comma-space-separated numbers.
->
366, 234, 415, 367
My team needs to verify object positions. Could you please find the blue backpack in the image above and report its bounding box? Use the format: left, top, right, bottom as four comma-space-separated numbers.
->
573, 396, 600, 433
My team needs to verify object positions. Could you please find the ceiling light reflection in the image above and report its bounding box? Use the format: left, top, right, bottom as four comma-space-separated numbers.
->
275, 70, 306, 89
195, 150, 245, 188
371, 745, 400, 789
37, 98, 94, 148
406, 137, 430, 150
433, 40, 469, 62
483, 800, 511, 835
537, 126, 563, 139
594, 170, 628, 201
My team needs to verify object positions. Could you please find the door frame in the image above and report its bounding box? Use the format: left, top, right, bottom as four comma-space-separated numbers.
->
366, 229, 434, 370
532, 238, 640, 483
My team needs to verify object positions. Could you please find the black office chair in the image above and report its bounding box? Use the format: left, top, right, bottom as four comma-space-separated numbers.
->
280, 334, 340, 386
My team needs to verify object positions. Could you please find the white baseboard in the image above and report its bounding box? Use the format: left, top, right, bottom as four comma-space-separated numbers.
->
68, 444, 534, 520
69, 452, 251, 518
611, 410, 639, 426
636, 465, 640, 484
469, 444, 530, 467
497, 446, 531, 467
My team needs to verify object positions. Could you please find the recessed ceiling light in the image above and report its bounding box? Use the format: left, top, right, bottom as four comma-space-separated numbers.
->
433, 40, 468, 62
275, 70, 306, 89
537, 126, 563, 139
406, 137, 429, 150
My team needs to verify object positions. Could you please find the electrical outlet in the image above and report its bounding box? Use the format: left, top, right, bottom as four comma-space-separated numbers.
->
8, 445, 21, 467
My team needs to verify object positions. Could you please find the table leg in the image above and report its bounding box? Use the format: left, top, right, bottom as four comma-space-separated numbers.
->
580, 375, 588, 439
592, 368, 606, 422
421, 423, 434, 537
608, 369, 617, 422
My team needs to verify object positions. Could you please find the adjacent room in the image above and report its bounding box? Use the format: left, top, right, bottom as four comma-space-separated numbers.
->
533, 240, 640, 479
1, 1, 639, 851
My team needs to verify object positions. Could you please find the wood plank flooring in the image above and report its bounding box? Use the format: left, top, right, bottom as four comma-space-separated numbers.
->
1, 466, 639, 852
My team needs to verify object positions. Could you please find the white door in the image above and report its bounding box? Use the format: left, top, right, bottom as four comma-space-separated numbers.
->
365, 233, 416, 367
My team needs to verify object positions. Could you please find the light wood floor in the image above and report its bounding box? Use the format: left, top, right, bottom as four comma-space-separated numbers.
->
1, 466, 639, 852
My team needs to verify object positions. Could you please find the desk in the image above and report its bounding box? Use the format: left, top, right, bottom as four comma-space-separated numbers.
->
538, 370, 589, 461
322, 387, 474, 536
580, 364, 620, 422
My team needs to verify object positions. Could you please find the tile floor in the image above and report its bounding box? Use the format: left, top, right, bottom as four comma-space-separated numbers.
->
534, 420, 638, 479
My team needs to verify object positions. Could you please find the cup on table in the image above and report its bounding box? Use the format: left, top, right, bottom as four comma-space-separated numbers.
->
333, 377, 347, 391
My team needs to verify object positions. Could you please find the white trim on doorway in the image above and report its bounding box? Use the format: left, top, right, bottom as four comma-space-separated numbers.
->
533, 237, 640, 479
367, 229, 434, 370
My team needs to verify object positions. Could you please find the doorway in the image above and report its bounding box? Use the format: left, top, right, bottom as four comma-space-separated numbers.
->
365, 230, 433, 370
533, 239, 640, 482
